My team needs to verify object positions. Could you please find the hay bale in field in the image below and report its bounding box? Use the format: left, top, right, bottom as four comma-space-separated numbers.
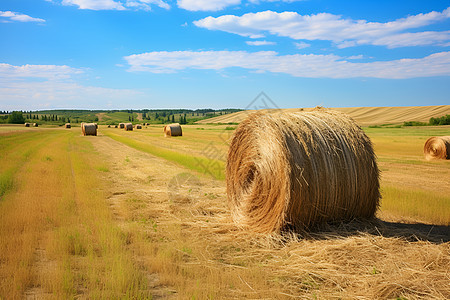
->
82, 123, 97, 136
424, 136, 450, 160
136, 124, 142, 129
24, 123, 31, 127
107, 125, 111, 128
114, 125, 118, 128
226, 109, 380, 233
164, 123, 182, 137
65, 123, 71, 129
125, 123, 133, 131
119, 123, 125, 129
33, 123, 38, 127
94, 123, 98, 129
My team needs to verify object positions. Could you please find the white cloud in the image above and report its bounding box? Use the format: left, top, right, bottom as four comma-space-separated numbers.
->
60, 0, 170, 10
0, 11, 45, 23
294, 42, 310, 49
246, 40, 276, 46
124, 50, 450, 79
0, 63, 141, 110
177, 0, 240, 11
194, 8, 450, 48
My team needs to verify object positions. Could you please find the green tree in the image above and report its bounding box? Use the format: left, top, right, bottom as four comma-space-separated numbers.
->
8, 111, 26, 124
171, 115, 175, 123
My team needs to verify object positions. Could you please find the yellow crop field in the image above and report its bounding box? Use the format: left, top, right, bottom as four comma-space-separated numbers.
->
0, 123, 449, 299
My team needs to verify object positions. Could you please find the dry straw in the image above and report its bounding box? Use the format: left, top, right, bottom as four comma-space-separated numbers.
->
82, 123, 97, 136
164, 123, 182, 137
424, 136, 450, 160
119, 123, 125, 129
125, 123, 133, 131
65, 123, 71, 129
226, 109, 380, 233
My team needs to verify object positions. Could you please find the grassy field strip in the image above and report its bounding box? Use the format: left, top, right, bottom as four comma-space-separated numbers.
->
380, 185, 450, 225
0, 131, 150, 299
0, 130, 61, 199
103, 131, 226, 180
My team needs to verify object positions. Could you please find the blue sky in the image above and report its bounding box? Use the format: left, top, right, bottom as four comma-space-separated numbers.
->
1, 0, 449, 110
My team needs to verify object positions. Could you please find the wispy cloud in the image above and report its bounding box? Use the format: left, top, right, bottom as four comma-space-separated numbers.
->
194, 8, 450, 48
294, 42, 310, 49
0, 11, 45, 23
246, 40, 276, 46
177, 0, 303, 11
124, 50, 450, 79
0, 63, 141, 110
60, 0, 169, 11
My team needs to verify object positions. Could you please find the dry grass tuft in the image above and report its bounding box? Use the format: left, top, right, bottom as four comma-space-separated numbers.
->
227, 109, 380, 233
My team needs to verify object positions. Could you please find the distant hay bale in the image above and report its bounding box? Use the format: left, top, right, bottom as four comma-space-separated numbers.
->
164, 123, 182, 137
125, 123, 133, 131
24, 123, 31, 127
114, 125, 118, 128
107, 125, 111, 128
136, 124, 142, 129
33, 123, 38, 127
119, 123, 125, 129
226, 109, 380, 233
424, 136, 450, 160
82, 123, 97, 136
65, 123, 71, 129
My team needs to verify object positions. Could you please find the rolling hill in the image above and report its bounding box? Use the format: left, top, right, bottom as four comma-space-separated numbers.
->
195, 105, 450, 126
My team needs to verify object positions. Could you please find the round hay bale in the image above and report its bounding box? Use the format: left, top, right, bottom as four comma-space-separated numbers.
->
81, 122, 86, 135
107, 125, 111, 128
164, 123, 182, 137
136, 124, 142, 129
226, 109, 380, 233
65, 123, 71, 129
125, 123, 133, 131
114, 125, 118, 128
424, 136, 450, 160
33, 123, 38, 127
82, 123, 97, 136
119, 123, 125, 129
24, 123, 31, 127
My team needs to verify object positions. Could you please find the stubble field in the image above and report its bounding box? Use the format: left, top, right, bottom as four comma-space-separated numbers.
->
0, 123, 449, 299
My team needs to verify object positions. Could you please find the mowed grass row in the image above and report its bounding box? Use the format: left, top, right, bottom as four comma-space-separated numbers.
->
0, 130, 150, 299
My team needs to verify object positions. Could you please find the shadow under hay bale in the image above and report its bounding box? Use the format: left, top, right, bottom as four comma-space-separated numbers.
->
82, 123, 97, 136
424, 136, 450, 160
227, 109, 380, 233
125, 123, 133, 131
164, 123, 182, 137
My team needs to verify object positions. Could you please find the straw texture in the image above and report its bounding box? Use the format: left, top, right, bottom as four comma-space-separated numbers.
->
424, 136, 450, 160
125, 123, 133, 131
226, 109, 380, 233
82, 123, 97, 136
164, 123, 182, 137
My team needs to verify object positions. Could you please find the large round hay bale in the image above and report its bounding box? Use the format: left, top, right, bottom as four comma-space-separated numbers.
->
65, 123, 71, 129
125, 123, 133, 131
33, 123, 38, 127
136, 124, 142, 129
424, 136, 450, 160
164, 123, 182, 137
119, 123, 125, 129
82, 123, 97, 136
24, 123, 31, 127
226, 109, 380, 233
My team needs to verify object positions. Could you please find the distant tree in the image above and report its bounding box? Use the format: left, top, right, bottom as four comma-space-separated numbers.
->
155, 112, 159, 119
8, 111, 25, 124
68, 118, 70, 123
128, 116, 131, 121
171, 115, 175, 123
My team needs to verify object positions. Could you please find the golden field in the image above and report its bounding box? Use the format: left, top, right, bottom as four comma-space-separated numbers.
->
0, 109, 449, 299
